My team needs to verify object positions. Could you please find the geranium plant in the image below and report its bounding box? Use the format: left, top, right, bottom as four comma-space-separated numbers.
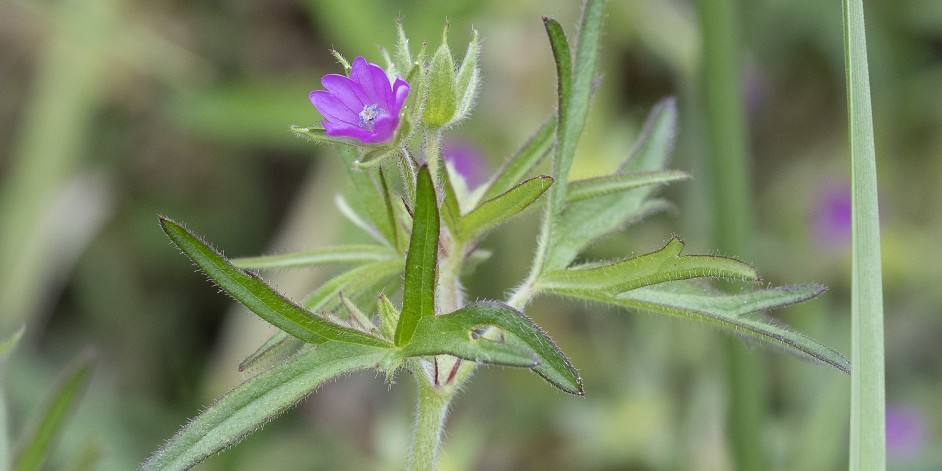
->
141, 1, 849, 469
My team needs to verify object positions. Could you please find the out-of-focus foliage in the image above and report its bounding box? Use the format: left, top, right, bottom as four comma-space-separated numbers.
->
0, 0, 939, 469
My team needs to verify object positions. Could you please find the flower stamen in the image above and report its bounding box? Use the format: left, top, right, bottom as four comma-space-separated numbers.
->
358, 103, 386, 130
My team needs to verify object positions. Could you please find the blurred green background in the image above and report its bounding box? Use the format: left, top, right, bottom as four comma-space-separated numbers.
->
1, 0, 940, 469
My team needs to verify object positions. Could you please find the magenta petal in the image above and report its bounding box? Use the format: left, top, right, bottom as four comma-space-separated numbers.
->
350, 57, 393, 111
324, 120, 374, 142
369, 115, 398, 143
310, 91, 360, 127
391, 78, 410, 112
321, 74, 370, 111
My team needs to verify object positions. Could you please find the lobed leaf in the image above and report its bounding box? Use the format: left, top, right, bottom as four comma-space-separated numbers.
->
13, 352, 95, 471
159, 217, 391, 348
140, 342, 389, 471
394, 166, 439, 346
231, 245, 396, 270
400, 301, 583, 395
550, 282, 849, 373
539, 237, 758, 294
457, 176, 553, 242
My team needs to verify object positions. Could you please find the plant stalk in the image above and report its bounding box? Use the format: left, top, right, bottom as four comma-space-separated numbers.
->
697, 0, 765, 468
407, 373, 452, 471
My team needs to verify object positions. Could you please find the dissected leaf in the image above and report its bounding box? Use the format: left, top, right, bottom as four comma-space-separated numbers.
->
567, 170, 690, 202
140, 342, 389, 471
539, 237, 758, 294
394, 166, 439, 346
231, 245, 396, 270
400, 301, 583, 395
13, 352, 95, 471
159, 217, 391, 348
549, 282, 850, 373
481, 119, 555, 203
456, 176, 553, 242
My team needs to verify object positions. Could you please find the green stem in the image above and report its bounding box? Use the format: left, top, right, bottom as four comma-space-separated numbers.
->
842, 0, 886, 468
407, 376, 452, 471
697, 0, 765, 468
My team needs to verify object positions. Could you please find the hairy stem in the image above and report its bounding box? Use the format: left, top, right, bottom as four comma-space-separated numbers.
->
407, 375, 452, 471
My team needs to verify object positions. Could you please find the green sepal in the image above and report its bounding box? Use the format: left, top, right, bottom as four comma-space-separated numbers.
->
457, 176, 553, 242
539, 237, 758, 294
159, 216, 392, 348
451, 27, 481, 124
291, 125, 360, 148
392, 18, 412, 78
377, 295, 401, 341
549, 282, 850, 373
394, 166, 439, 346
13, 351, 95, 471
399, 301, 583, 395
421, 25, 458, 128
140, 342, 389, 471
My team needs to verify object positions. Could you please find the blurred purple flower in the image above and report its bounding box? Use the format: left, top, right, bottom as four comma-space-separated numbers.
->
886, 405, 927, 459
443, 139, 488, 190
809, 183, 852, 251
309, 57, 410, 144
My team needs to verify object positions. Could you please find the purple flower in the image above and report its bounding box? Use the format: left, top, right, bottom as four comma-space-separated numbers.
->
443, 139, 488, 190
809, 182, 852, 251
310, 57, 410, 144
886, 405, 927, 459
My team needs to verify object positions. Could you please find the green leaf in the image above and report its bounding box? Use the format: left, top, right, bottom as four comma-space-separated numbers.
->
231, 245, 396, 270
539, 237, 758, 294
300, 258, 404, 313
140, 342, 389, 471
546, 97, 678, 269
337, 147, 397, 246
440, 165, 462, 235
238, 331, 302, 373
0, 326, 24, 363
339, 291, 377, 333
13, 351, 95, 471
567, 170, 689, 203
549, 282, 849, 373
159, 216, 391, 348
400, 301, 583, 395
457, 176, 553, 242
481, 119, 555, 202
377, 168, 401, 251
394, 166, 439, 346
543, 17, 573, 205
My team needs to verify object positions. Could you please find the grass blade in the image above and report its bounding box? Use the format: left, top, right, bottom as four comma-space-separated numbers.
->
842, 0, 886, 467
13, 352, 95, 471
159, 216, 391, 348
394, 166, 439, 346
140, 342, 388, 471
